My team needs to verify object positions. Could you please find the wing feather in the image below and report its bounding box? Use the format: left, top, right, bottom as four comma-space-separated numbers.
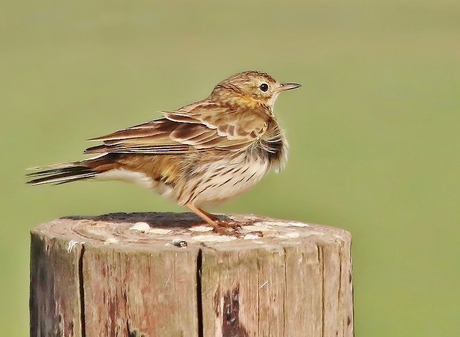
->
84, 101, 270, 155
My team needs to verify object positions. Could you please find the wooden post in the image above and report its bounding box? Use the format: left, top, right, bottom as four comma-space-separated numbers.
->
30, 212, 353, 337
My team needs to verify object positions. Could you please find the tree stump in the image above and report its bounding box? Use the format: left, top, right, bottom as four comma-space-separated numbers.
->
30, 212, 353, 337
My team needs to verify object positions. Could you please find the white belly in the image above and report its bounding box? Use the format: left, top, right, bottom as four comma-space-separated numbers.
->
97, 169, 154, 189
175, 155, 270, 207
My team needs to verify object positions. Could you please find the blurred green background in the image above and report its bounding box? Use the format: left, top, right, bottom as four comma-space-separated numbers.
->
1, 0, 459, 335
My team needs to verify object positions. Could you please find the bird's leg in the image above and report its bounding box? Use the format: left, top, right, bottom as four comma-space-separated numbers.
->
186, 203, 239, 234
198, 207, 245, 229
186, 202, 219, 229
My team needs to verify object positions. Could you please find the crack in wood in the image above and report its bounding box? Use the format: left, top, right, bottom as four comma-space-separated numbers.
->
78, 244, 86, 337
196, 249, 204, 337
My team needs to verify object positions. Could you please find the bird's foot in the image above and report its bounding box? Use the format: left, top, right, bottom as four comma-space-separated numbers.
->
212, 218, 258, 236
211, 219, 241, 235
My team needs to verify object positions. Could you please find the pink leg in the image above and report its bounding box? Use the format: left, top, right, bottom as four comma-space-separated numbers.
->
186, 203, 239, 234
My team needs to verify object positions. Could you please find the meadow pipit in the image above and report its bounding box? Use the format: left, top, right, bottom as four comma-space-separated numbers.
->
27, 71, 300, 232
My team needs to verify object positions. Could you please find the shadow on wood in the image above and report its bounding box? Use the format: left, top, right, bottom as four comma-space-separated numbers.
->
30, 212, 353, 337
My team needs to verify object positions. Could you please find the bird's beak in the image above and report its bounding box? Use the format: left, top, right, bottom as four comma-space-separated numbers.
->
277, 82, 301, 92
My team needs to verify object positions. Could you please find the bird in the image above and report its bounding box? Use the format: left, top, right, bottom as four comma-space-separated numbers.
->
27, 71, 300, 233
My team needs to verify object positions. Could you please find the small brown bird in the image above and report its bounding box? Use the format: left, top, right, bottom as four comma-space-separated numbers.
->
27, 71, 300, 232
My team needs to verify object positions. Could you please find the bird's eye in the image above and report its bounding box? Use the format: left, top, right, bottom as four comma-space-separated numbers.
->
259, 83, 269, 92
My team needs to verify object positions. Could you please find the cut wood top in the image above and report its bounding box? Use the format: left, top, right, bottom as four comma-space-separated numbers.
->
31, 212, 354, 337
33, 212, 351, 252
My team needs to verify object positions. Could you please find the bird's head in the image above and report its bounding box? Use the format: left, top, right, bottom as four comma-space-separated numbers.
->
210, 71, 301, 109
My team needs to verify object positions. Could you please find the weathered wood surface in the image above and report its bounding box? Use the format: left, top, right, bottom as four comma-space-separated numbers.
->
30, 212, 353, 337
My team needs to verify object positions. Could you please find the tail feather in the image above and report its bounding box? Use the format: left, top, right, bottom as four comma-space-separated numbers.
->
26, 164, 97, 185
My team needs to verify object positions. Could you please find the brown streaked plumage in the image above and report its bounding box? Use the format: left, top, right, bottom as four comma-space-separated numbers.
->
27, 71, 300, 233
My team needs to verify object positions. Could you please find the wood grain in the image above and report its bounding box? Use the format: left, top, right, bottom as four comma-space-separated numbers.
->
30, 212, 353, 337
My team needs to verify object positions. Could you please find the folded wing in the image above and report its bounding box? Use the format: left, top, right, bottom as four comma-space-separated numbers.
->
84, 102, 270, 155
